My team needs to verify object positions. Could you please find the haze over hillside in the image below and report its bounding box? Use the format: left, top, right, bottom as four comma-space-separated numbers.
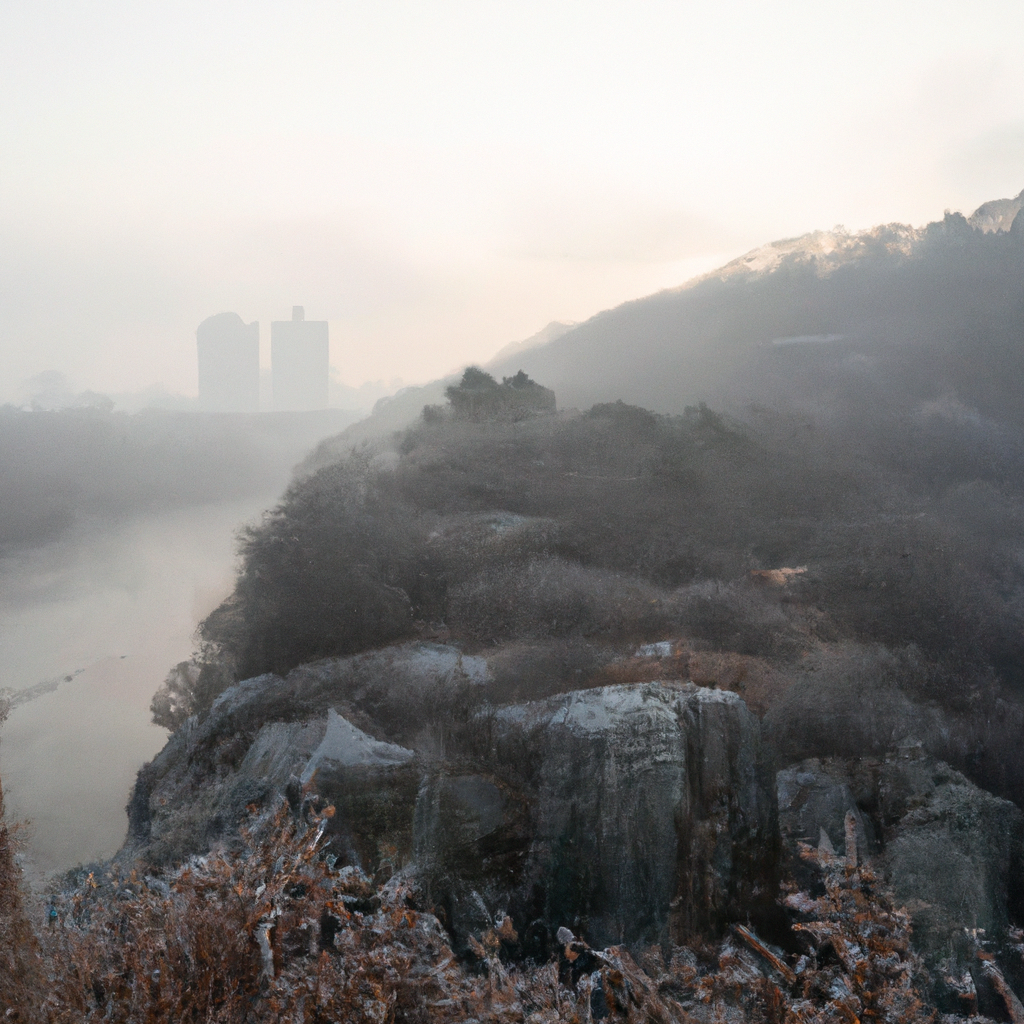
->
330, 188, 1024, 453
494, 190, 1024, 421
0, 407, 359, 874
8, 2, 1024, 1013
6, 185, 1024, 1022
198, 184, 1024, 828
112, 260, 1024, 1014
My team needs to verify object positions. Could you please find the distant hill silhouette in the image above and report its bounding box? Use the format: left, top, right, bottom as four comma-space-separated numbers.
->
487, 192, 1024, 427
334, 188, 1024, 445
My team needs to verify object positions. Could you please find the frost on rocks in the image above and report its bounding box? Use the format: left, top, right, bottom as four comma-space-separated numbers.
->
636, 640, 674, 658
418, 681, 776, 954
239, 719, 327, 792
301, 709, 414, 782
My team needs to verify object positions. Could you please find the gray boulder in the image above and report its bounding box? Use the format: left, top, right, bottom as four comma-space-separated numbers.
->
201, 642, 490, 748
128, 699, 417, 867
126, 648, 777, 955
301, 708, 414, 781
126, 642, 488, 862
776, 753, 1024, 955
879, 754, 1024, 952
414, 681, 778, 955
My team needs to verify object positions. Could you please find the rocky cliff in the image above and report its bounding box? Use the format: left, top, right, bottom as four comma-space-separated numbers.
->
126, 637, 1024, 989
415, 681, 777, 954
126, 642, 777, 956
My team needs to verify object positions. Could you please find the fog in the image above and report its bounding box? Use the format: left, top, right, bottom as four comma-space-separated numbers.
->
0, 409, 356, 873
7, 190, 1023, 881
9, 7, 1024, 1018
3, 0, 1024, 885
0, 503, 246, 876
4, 2, 1024, 401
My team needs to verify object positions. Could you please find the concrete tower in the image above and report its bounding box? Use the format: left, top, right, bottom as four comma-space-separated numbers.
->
196, 312, 260, 412
271, 306, 329, 411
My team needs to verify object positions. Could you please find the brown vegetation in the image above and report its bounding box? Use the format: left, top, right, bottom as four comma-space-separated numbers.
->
0, 702, 48, 1020
174, 394, 1024, 812
1, 786, 942, 1024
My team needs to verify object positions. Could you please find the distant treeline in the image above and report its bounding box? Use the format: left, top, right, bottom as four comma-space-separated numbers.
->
0, 407, 357, 553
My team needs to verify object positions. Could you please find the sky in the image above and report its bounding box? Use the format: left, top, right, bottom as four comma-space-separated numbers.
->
2, 0, 1024, 400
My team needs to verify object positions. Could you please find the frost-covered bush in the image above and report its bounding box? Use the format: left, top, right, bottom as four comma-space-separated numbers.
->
449, 557, 676, 642
3, 791, 944, 1024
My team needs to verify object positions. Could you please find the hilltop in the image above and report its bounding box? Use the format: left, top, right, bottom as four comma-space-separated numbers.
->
111, 376, 1024, 1018
330, 188, 1024, 450
7, 191, 1024, 1019
174, 375, 1024, 807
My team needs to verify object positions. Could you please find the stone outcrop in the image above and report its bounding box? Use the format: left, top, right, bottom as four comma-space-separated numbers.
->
125, 641, 480, 864
777, 752, 1024, 956
126, 630, 1024, 975
880, 755, 1024, 953
125, 632, 1024, 984
414, 681, 778, 954
125, 643, 778, 955
777, 757, 879, 879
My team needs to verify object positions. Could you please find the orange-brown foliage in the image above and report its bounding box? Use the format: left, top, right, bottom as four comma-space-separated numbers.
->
0, 790, 943, 1024
0, 705, 48, 1021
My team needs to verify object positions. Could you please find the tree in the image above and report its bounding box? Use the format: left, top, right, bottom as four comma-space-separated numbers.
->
149, 661, 202, 731
445, 367, 555, 421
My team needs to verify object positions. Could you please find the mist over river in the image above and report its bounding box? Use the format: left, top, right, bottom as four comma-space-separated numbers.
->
0, 497, 273, 877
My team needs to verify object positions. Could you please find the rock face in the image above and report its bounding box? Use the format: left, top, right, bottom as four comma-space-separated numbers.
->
301, 709, 414, 781
414, 682, 778, 954
777, 753, 1024, 955
776, 758, 879, 879
126, 635, 1024, 971
126, 643, 778, 955
126, 643, 477, 865
880, 755, 1024, 953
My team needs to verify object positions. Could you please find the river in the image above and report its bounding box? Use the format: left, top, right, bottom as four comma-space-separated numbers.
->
0, 497, 276, 878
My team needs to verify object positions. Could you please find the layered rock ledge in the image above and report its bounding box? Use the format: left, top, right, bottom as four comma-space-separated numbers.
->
125, 644, 777, 954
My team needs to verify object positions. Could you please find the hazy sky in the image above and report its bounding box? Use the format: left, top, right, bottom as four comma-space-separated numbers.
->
2, 0, 1024, 399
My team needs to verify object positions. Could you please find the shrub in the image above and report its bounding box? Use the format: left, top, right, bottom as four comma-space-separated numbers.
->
448, 557, 677, 643
149, 661, 202, 731
674, 580, 803, 659
14, 795, 939, 1023
0, 700, 48, 1020
444, 367, 555, 422
200, 452, 423, 680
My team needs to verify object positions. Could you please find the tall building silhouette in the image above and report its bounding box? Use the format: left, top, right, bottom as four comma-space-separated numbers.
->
271, 306, 329, 411
196, 312, 259, 412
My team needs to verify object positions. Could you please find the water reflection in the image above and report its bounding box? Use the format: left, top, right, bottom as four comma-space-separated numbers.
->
0, 498, 270, 877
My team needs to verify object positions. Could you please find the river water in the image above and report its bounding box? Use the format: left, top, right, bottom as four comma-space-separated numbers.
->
0, 497, 275, 878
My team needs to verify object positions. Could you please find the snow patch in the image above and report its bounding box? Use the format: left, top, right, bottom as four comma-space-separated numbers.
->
637, 641, 673, 658
301, 709, 414, 781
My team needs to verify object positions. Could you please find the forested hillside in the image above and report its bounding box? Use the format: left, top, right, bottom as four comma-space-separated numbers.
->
489, 203, 1024, 424
182, 371, 1024, 809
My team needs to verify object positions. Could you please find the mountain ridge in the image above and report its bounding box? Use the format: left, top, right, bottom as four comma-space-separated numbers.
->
322, 186, 1024, 452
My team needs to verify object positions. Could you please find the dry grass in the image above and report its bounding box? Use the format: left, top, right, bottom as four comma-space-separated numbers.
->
0, 776, 942, 1024
0, 702, 48, 1021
